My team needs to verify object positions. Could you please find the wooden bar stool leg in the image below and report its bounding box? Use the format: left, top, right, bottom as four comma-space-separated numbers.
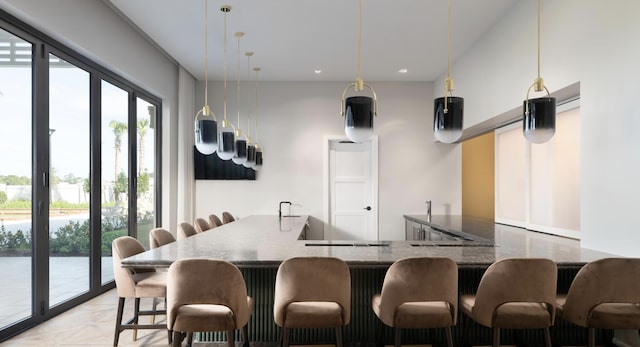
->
227, 330, 235, 347
394, 327, 402, 347
133, 298, 141, 341
544, 327, 552, 347
445, 326, 454, 347
172, 330, 181, 347
242, 324, 250, 347
113, 297, 125, 347
282, 327, 290, 347
336, 326, 344, 347
588, 327, 596, 347
493, 327, 500, 347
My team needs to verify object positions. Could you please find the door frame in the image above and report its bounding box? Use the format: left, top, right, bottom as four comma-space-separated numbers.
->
323, 135, 379, 240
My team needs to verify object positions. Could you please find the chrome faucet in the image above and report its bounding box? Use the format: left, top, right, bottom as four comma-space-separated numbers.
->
425, 200, 432, 222
279, 201, 292, 219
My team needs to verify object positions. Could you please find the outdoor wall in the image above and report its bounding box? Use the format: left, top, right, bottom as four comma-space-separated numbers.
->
193, 81, 461, 240
0, 0, 181, 231
436, 0, 640, 256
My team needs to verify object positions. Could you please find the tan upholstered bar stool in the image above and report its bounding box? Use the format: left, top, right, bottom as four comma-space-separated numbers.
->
209, 214, 223, 227
149, 227, 176, 249
460, 258, 557, 347
556, 257, 640, 347
177, 222, 197, 240
193, 217, 212, 233
167, 258, 253, 347
274, 257, 351, 347
112, 236, 170, 346
148, 228, 175, 322
222, 211, 235, 224
372, 257, 458, 347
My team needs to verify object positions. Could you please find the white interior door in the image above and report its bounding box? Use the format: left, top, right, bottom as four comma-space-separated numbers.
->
325, 138, 378, 240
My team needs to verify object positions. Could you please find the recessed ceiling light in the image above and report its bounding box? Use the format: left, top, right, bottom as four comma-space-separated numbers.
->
398, 68, 408, 74
314, 69, 322, 74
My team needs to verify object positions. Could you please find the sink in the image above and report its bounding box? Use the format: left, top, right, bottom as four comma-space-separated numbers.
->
281, 215, 301, 217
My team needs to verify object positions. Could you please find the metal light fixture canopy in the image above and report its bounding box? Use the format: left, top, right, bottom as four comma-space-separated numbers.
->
194, 0, 218, 155
523, 0, 555, 144
217, 5, 237, 161
340, 0, 378, 143
433, 0, 463, 144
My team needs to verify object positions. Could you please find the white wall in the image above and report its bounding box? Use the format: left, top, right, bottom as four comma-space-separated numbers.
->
193, 81, 461, 240
0, 0, 182, 231
440, 0, 640, 256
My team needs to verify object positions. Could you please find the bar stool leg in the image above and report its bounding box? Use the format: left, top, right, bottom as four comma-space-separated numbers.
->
242, 324, 250, 347
544, 327, 552, 347
227, 329, 235, 347
445, 326, 454, 347
394, 327, 401, 347
133, 298, 140, 341
113, 297, 125, 347
493, 327, 500, 347
335, 326, 344, 347
282, 327, 290, 347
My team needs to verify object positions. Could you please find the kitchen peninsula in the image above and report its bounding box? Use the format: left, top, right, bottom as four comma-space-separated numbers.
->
121, 215, 615, 345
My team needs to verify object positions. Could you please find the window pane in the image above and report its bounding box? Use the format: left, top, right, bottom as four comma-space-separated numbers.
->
136, 98, 156, 249
48, 54, 90, 308
101, 81, 129, 284
0, 29, 33, 328
530, 106, 580, 232
495, 126, 527, 225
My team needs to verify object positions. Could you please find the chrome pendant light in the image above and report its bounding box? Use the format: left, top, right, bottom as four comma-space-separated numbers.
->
523, 0, 555, 143
243, 51, 256, 168
232, 32, 248, 165
217, 5, 236, 160
433, 0, 463, 144
194, 0, 218, 155
340, 0, 377, 143
252, 67, 263, 171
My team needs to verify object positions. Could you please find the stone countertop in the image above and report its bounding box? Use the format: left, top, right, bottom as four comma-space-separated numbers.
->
404, 214, 498, 241
122, 215, 617, 269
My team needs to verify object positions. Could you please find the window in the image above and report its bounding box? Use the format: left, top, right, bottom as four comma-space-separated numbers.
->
495, 99, 580, 239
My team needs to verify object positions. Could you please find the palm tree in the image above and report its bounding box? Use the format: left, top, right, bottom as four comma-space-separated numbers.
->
137, 118, 149, 176
109, 120, 127, 182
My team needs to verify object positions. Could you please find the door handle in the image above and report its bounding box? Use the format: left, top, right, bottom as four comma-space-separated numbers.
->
364, 206, 371, 211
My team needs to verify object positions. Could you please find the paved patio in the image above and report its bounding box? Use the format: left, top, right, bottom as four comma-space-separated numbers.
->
0, 256, 113, 329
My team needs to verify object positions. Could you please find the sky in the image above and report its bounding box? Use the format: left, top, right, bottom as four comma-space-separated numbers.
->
0, 58, 155, 183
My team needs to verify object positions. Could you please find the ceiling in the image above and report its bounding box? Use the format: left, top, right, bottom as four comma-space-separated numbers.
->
106, 0, 519, 82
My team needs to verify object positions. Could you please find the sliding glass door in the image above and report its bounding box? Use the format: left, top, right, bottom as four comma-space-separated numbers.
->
48, 54, 91, 308
0, 13, 162, 340
0, 28, 33, 330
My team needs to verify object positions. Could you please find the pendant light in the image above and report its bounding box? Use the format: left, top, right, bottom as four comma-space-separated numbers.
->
243, 51, 256, 168
340, 0, 377, 143
232, 32, 248, 165
433, 0, 464, 144
194, 0, 218, 155
523, 0, 555, 143
252, 67, 263, 171
217, 5, 236, 160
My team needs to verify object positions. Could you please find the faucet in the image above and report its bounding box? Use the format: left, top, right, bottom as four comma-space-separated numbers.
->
279, 201, 292, 219
425, 200, 432, 222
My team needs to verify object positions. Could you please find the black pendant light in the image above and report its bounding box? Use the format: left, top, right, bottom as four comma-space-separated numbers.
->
217, 5, 236, 160
433, 0, 463, 144
340, 0, 377, 143
194, 0, 218, 155
523, 0, 555, 143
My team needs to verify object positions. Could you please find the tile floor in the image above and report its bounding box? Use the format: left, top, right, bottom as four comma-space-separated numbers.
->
0, 289, 170, 347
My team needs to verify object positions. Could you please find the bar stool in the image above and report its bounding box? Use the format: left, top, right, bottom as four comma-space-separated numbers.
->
460, 258, 557, 347
209, 214, 223, 227
372, 257, 458, 347
177, 222, 197, 240
274, 257, 351, 347
112, 236, 170, 346
556, 257, 640, 347
193, 217, 212, 233
149, 227, 176, 249
167, 258, 253, 347
222, 212, 235, 224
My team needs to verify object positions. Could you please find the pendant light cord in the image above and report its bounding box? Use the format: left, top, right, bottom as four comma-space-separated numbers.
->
236, 33, 242, 133
246, 53, 252, 140
204, 0, 209, 111
357, 0, 362, 82
223, 9, 228, 122
447, 0, 451, 81
254, 68, 260, 143
537, 0, 541, 80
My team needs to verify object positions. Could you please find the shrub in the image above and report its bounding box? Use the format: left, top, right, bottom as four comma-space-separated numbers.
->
0, 191, 6, 204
